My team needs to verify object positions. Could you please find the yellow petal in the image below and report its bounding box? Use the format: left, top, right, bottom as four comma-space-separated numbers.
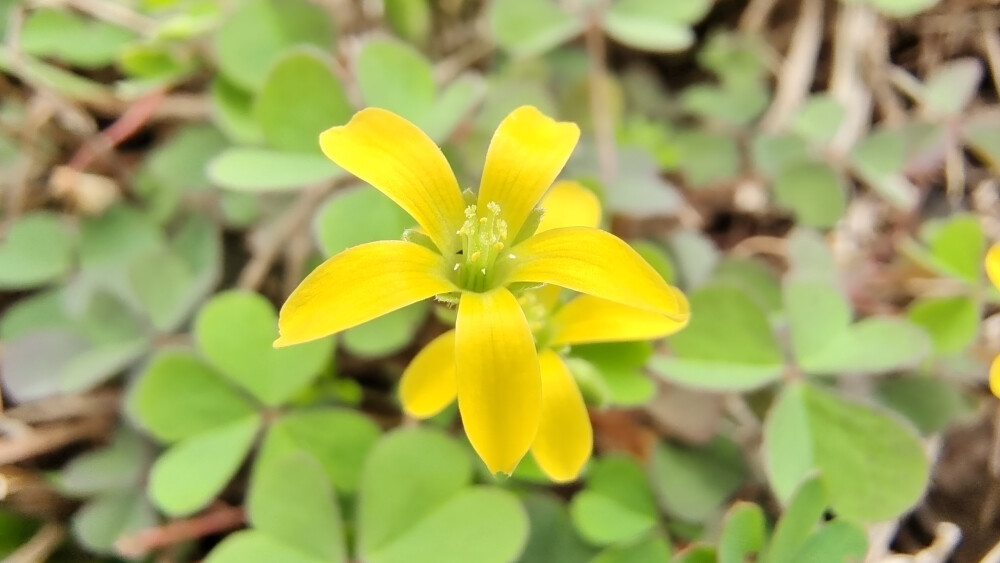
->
399, 330, 456, 418
319, 108, 466, 252
987, 242, 1000, 290
456, 288, 541, 475
531, 284, 563, 312
531, 351, 592, 483
509, 227, 689, 321
276, 241, 453, 347
549, 292, 690, 347
991, 355, 1000, 399
537, 180, 602, 233
477, 106, 580, 239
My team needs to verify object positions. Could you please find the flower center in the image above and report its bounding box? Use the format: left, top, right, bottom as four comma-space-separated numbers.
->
452, 201, 510, 292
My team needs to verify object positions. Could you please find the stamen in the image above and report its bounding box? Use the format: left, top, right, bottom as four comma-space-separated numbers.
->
453, 200, 511, 291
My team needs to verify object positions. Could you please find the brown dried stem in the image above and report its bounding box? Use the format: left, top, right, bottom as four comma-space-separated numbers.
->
238, 184, 337, 292
3, 389, 120, 425
0, 416, 113, 465
584, 8, 616, 185
982, 26, 1000, 100
759, 0, 823, 133
28, 0, 157, 34
4, 522, 65, 563
739, 0, 780, 33
115, 503, 246, 559
68, 89, 166, 172
828, 1, 876, 155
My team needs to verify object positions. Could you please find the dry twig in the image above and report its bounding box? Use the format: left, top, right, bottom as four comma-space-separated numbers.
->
759, 0, 823, 133
4, 390, 119, 425
28, 0, 157, 34
68, 89, 166, 172
2, 522, 65, 563
584, 7, 616, 185
115, 503, 245, 559
982, 26, 1000, 100
829, 1, 877, 156
0, 416, 112, 465
238, 184, 337, 291
739, 0, 780, 34
433, 40, 494, 85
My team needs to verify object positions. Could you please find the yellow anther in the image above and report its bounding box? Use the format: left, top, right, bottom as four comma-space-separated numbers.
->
493, 242, 504, 252
470, 251, 481, 262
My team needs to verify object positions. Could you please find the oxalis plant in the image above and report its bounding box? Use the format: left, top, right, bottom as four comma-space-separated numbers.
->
2, 0, 1000, 562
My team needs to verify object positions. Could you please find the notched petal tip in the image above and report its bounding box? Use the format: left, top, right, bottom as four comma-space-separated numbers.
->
509, 227, 691, 320
478, 106, 581, 238
318, 107, 465, 251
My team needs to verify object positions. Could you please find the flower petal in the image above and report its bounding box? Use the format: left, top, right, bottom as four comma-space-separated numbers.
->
456, 288, 541, 475
319, 108, 466, 252
537, 180, 602, 233
399, 330, 456, 418
276, 241, 453, 347
991, 355, 1000, 399
531, 284, 564, 312
509, 227, 689, 320
549, 292, 690, 347
478, 106, 580, 238
987, 242, 1000, 290
531, 351, 592, 483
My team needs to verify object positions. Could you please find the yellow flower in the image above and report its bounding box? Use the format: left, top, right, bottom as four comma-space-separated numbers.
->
988, 242, 1000, 397
275, 106, 689, 476
400, 181, 689, 481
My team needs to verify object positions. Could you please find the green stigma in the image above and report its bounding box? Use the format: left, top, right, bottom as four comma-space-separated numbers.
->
453, 201, 512, 291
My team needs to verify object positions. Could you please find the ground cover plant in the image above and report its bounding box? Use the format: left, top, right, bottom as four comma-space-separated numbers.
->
1, 0, 999, 561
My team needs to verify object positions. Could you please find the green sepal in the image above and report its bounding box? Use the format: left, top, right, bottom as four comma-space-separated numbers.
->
433, 292, 462, 306
506, 281, 546, 296
511, 207, 544, 246
402, 228, 438, 253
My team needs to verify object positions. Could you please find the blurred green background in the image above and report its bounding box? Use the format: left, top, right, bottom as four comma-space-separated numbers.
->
1, 0, 999, 561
